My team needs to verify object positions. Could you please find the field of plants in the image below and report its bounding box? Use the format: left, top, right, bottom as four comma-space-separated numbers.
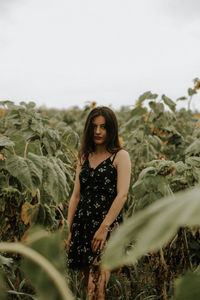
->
0, 78, 200, 300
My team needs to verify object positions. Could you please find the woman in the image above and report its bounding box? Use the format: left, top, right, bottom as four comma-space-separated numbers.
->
66, 106, 131, 300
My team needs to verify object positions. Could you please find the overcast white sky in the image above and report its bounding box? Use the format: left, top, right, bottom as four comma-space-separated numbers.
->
0, 0, 200, 110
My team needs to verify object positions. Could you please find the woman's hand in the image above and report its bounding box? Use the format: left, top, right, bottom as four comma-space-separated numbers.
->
91, 225, 109, 252
66, 231, 72, 251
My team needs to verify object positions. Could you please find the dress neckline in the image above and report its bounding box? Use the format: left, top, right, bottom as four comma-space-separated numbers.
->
87, 155, 112, 171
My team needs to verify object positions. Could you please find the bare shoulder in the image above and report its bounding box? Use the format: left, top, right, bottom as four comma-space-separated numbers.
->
116, 149, 130, 159
114, 149, 131, 168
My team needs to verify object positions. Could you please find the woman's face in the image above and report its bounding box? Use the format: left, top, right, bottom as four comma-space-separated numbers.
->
92, 115, 107, 145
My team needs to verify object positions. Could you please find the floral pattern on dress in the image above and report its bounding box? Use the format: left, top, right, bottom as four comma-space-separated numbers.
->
67, 153, 122, 270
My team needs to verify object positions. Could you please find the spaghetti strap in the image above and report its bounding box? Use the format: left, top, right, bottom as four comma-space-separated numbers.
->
111, 151, 118, 163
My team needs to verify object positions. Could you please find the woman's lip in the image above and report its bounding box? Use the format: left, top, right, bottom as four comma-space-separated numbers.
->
94, 136, 102, 139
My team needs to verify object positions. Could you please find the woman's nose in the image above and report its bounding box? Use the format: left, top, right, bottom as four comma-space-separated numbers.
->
96, 126, 100, 134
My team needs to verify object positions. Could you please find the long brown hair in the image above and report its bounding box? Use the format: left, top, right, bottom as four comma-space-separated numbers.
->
78, 106, 122, 164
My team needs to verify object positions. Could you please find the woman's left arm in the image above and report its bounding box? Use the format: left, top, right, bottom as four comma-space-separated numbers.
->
91, 150, 131, 252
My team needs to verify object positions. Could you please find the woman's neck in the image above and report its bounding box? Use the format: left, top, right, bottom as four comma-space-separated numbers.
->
94, 144, 108, 154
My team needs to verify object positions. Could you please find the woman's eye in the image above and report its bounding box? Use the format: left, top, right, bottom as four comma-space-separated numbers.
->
92, 124, 106, 129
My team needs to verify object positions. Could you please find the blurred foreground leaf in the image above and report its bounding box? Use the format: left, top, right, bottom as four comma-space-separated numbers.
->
172, 272, 200, 300
0, 237, 74, 300
102, 186, 200, 270
22, 228, 68, 300
0, 271, 7, 300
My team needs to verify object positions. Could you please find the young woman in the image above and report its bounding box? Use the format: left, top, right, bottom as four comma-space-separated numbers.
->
66, 106, 131, 300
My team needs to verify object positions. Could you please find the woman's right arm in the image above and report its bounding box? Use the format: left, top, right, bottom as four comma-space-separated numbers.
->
67, 160, 81, 233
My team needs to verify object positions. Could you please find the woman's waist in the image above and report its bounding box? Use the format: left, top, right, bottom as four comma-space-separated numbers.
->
77, 194, 117, 212
80, 186, 117, 195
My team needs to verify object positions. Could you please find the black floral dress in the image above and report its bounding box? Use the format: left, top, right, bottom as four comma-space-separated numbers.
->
68, 152, 122, 270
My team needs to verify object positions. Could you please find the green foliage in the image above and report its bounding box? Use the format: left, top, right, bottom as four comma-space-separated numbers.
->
0, 79, 200, 299
102, 186, 200, 269
0, 101, 76, 299
5, 155, 42, 196
188, 88, 197, 97
172, 272, 200, 300
185, 140, 200, 156
0, 271, 7, 300
162, 94, 176, 112
0, 254, 13, 267
0, 240, 74, 300
21, 228, 69, 300
0, 136, 14, 147
137, 91, 158, 104
131, 106, 147, 117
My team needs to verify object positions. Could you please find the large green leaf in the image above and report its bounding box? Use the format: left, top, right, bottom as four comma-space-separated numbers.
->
147, 135, 162, 150
10, 135, 26, 156
162, 94, 176, 112
149, 101, 164, 114
186, 156, 200, 168
61, 127, 79, 149
5, 155, 42, 195
22, 228, 67, 300
102, 186, 200, 270
176, 96, 187, 101
27, 153, 68, 204
138, 91, 158, 104
42, 128, 61, 155
188, 88, 197, 96
20, 101, 36, 109
0, 136, 14, 147
0, 241, 74, 300
185, 140, 200, 156
41, 157, 68, 204
132, 159, 175, 202
0, 100, 14, 106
